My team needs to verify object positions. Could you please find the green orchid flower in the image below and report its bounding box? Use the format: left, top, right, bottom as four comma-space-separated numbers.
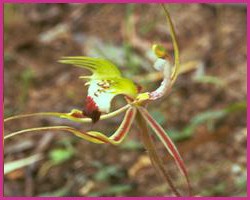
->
58, 56, 138, 122
4, 5, 192, 196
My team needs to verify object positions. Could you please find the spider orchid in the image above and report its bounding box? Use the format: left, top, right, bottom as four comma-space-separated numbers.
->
4, 5, 192, 196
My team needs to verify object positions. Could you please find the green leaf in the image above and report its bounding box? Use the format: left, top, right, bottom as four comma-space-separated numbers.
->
120, 140, 143, 150
169, 101, 247, 142
191, 110, 226, 126
94, 165, 122, 181
194, 75, 225, 87
18, 68, 34, 109
39, 181, 73, 196
150, 109, 166, 125
49, 148, 74, 165
4, 154, 43, 175
89, 184, 133, 196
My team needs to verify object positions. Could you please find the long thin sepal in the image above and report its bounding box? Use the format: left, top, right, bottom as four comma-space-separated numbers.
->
136, 111, 181, 196
4, 112, 68, 123
4, 104, 130, 123
161, 4, 180, 85
103, 106, 136, 144
138, 106, 192, 195
88, 106, 136, 145
4, 106, 136, 145
149, 5, 180, 101
4, 126, 109, 143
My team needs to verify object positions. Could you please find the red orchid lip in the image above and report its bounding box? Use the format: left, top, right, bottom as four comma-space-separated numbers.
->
83, 96, 101, 123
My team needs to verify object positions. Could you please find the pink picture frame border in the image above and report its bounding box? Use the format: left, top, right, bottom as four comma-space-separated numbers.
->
1, 0, 248, 199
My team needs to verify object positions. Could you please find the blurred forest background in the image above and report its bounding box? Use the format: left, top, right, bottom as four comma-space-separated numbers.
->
4, 3, 247, 197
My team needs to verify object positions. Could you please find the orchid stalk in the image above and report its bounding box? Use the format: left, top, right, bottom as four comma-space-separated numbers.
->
4, 5, 192, 196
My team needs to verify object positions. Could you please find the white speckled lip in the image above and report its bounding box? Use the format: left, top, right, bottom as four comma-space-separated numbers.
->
87, 80, 116, 113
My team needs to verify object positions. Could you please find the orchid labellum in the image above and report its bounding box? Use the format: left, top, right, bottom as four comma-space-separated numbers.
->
4, 5, 192, 196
